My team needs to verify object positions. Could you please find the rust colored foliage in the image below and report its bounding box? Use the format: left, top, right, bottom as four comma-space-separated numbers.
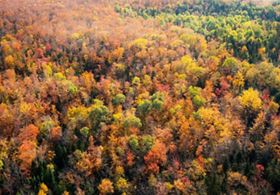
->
0, 0, 279, 194
17, 124, 39, 175
144, 142, 167, 174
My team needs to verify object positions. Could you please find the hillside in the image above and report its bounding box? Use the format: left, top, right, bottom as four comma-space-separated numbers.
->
0, 0, 279, 194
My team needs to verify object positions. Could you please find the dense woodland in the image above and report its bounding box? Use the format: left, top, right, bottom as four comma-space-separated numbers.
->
0, 0, 280, 194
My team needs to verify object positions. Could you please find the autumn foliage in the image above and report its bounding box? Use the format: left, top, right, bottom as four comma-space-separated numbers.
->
0, 0, 279, 194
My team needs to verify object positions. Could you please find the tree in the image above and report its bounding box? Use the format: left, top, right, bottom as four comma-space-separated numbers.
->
38, 183, 48, 195
195, 107, 232, 141
116, 177, 129, 193
137, 99, 152, 116
98, 179, 114, 194
67, 105, 89, 130
0, 139, 8, 171
220, 57, 238, 75
239, 88, 262, 112
39, 117, 55, 138
227, 171, 250, 194
17, 124, 39, 175
130, 38, 148, 49
239, 88, 263, 127
0, 103, 14, 136
50, 126, 62, 141
188, 86, 206, 108
80, 72, 95, 94
123, 115, 142, 130
4, 55, 15, 68
112, 93, 126, 105
181, 55, 207, 83
232, 71, 245, 92
151, 92, 165, 111
88, 99, 110, 131
144, 141, 167, 174
74, 136, 103, 176
140, 135, 155, 154
128, 135, 139, 153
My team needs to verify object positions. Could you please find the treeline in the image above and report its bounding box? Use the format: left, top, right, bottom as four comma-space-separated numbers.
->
116, 0, 280, 63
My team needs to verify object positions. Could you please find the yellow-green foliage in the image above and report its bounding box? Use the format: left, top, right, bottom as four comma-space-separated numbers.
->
239, 88, 262, 111
196, 107, 232, 140
130, 38, 148, 49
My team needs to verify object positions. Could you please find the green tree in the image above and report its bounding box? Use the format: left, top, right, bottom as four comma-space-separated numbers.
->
89, 99, 110, 131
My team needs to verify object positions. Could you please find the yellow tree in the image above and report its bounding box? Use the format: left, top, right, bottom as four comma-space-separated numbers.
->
98, 179, 114, 194
239, 88, 262, 126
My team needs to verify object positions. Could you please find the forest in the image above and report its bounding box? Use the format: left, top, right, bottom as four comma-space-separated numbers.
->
0, 0, 279, 194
